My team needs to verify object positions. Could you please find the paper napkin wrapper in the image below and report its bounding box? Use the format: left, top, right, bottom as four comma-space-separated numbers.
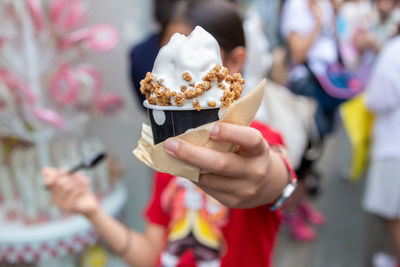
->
133, 79, 266, 181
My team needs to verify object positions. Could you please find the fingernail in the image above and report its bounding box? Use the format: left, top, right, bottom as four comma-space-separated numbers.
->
165, 139, 179, 155
210, 124, 220, 138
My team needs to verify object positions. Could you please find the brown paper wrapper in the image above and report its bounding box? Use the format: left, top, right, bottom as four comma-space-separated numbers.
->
133, 79, 266, 181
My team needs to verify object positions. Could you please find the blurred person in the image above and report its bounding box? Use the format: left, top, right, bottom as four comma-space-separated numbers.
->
355, 0, 400, 53
363, 33, 400, 267
129, 0, 181, 111
338, 0, 400, 69
248, 0, 285, 50
44, 1, 297, 267
280, 0, 339, 241
281, 0, 340, 136
336, 0, 374, 68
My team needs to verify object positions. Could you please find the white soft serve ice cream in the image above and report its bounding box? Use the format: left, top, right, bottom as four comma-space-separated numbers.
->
140, 26, 245, 110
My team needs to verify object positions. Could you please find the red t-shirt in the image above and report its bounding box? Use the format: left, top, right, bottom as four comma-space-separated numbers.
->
144, 121, 287, 267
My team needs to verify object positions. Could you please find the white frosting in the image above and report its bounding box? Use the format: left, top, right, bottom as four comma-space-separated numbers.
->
151, 26, 227, 108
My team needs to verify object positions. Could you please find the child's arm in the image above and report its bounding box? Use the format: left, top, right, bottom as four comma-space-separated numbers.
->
42, 168, 165, 267
163, 122, 290, 209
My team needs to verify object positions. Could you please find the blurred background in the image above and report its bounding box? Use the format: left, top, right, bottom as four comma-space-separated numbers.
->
0, 0, 399, 266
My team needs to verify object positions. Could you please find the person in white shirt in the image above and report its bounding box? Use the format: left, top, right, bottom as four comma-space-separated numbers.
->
281, 0, 340, 136
277, 0, 339, 242
363, 35, 400, 266
281, 0, 338, 73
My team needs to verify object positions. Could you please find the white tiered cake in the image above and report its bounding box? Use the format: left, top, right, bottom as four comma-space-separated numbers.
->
0, 0, 126, 264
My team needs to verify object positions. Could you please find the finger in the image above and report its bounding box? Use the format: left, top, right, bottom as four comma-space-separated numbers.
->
73, 172, 90, 186
51, 176, 67, 196
42, 167, 60, 186
195, 182, 238, 208
42, 168, 68, 187
60, 179, 78, 199
164, 138, 247, 177
41, 167, 57, 177
198, 173, 242, 194
65, 187, 86, 212
210, 123, 267, 155
53, 176, 75, 196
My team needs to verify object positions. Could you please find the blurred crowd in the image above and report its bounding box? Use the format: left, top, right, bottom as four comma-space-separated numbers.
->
129, 0, 400, 265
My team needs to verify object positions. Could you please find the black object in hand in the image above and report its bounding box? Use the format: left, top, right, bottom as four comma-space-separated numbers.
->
68, 152, 107, 174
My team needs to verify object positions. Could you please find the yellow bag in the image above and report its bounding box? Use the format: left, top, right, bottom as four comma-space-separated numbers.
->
340, 95, 374, 182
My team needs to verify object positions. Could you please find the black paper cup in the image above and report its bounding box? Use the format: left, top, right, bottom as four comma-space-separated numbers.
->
144, 101, 220, 144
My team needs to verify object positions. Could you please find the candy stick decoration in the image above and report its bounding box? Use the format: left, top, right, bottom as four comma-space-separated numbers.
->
1, 69, 66, 130
58, 25, 118, 52
50, 0, 87, 31
0, 69, 37, 104
33, 108, 65, 129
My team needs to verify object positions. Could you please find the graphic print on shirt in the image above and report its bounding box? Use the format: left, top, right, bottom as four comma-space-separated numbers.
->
160, 176, 229, 267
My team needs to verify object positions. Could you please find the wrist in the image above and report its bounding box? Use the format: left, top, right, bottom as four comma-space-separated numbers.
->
84, 204, 102, 221
263, 151, 290, 203
270, 154, 297, 211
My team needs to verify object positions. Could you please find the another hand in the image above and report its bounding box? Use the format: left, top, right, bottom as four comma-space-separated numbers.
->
42, 168, 100, 216
164, 123, 287, 209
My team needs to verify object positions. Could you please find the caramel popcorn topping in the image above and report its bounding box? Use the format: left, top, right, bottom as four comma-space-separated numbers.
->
207, 101, 216, 108
184, 89, 196, 100
182, 72, 192, 82
192, 99, 202, 111
174, 92, 184, 106
139, 65, 245, 110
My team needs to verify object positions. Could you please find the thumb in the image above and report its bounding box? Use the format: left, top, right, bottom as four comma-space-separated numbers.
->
41, 167, 59, 186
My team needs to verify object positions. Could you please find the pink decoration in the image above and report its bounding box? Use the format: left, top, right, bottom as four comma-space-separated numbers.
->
0, 69, 37, 104
88, 25, 119, 52
26, 0, 44, 32
50, 0, 87, 31
58, 28, 91, 50
0, 229, 98, 263
50, 64, 79, 105
96, 93, 124, 116
49, 0, 66, 23
59, 25, 118, 52
64, 0, 87, 30
33, 108, 65, 129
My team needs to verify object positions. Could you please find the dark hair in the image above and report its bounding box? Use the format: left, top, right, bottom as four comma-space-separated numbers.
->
166, 0, 245, 53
